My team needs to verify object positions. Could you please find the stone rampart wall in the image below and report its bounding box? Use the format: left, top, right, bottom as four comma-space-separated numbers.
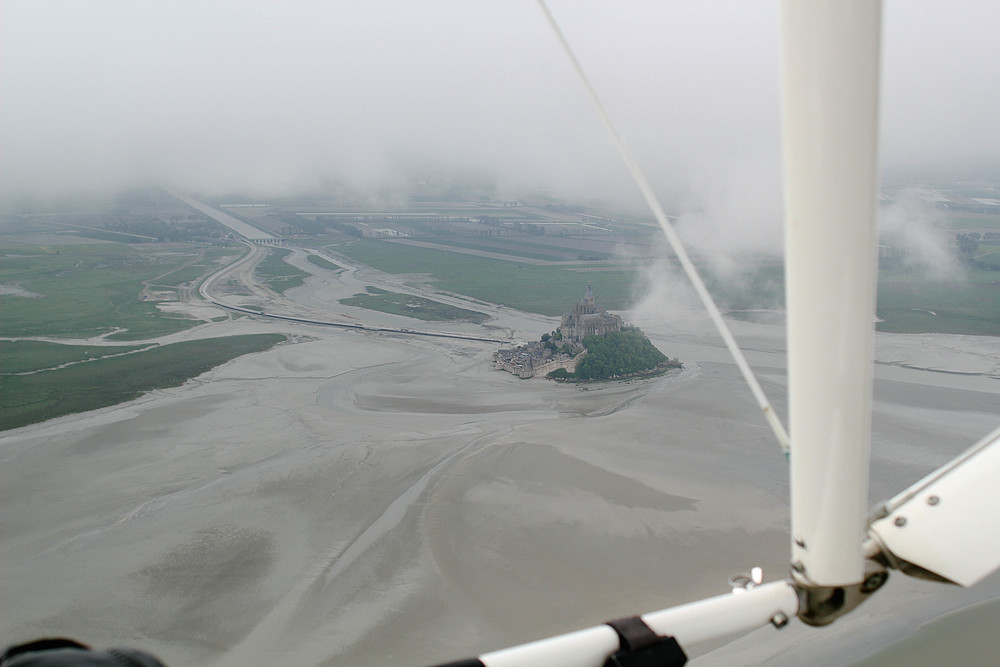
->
531, 356, 579, 378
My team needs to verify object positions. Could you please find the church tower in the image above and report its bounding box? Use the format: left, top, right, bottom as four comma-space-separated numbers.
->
560, 281, 622, 342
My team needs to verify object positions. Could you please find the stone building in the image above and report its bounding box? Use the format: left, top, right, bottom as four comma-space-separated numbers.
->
493, 343, 577, 379
559, 282, 622, 343
493, 282, 622, 379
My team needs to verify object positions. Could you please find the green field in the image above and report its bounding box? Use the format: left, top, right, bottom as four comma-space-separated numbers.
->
336, 238, 1000, 335
0, 243, 200, 340
1, 334, 285, 431
305, 254, 342, 271
876, 270, 1000, 335
336, 239, 786, 316
421, 237, 606, 262
336, 239, 642, 316
255, 247, 309, 293
975, 243, 1000, 267
0, 340, 153, 373
725, 261, 1000, 335
934, 216, 1000, 231
340, 286, 489, 322
151, 248, 243, 288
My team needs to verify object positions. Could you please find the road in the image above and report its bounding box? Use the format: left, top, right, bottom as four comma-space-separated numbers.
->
198, 242, 508, 344
168, 190, 277, 242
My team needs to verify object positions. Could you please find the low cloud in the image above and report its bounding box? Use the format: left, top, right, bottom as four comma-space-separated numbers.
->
879, 188, 960, 277
625, 258, 704, 334
671, 153, 784, 278
2, 1, 997, 218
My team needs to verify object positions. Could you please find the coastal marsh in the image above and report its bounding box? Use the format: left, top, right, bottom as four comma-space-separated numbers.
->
254, 247, 310, 293
340, 286, 489, 322
1, 334, 285, 431
0, 242, 200, 340
336, 238, 640, 315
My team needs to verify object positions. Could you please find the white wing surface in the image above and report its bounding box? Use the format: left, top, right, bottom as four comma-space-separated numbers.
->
869, 426, 1000, 587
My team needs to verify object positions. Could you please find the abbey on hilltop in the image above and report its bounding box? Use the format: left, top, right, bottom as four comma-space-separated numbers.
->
558, 281, 623, 343
494, 283, 680, 381
493, 283, 622, 379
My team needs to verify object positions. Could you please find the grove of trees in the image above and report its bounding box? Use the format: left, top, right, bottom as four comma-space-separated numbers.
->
548, 326, 680, 381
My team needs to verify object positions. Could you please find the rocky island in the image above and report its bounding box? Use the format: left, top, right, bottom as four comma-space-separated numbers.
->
493, 283, 681, 381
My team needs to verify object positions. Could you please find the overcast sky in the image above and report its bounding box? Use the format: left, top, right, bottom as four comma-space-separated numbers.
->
2, 1, 998, 204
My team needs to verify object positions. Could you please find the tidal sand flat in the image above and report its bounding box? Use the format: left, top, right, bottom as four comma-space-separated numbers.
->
1, 316, 998, 666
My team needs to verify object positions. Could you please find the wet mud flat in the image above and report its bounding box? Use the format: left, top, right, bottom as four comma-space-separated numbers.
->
1, 319, 999, 666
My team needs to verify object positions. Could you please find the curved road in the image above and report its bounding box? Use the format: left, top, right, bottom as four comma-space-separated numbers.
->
198, 243, 506, 344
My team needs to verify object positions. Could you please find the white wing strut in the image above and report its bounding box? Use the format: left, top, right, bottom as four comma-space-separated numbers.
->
436, 582, 798, 667
782, 0, 882, 589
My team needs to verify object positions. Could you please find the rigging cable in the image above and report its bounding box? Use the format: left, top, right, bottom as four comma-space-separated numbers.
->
537, 0, 790, 457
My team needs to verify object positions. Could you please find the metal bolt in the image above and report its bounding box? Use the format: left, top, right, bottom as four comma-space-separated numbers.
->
861, 571, 888, 593
927, 495, 940, 506
792, 561, 806, 574
894, 516, 907, 527
771, 612, 790, 629
795, 537, 807, 548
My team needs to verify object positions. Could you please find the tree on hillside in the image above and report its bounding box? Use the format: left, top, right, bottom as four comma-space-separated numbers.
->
572, 327, 669, 380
